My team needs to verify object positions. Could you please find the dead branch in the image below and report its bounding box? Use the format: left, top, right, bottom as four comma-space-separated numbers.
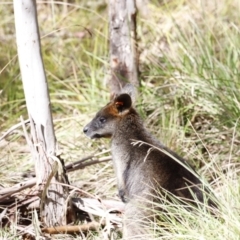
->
0, 152, 111, 201
65, 149, 111, 172
40, 198, 124, 235
42, 221, 101, 234
66, 156, 111, 172
72, 198, 125, 213
0, 178, 36, 202
72, 198, 123, 227
26, 197, 124, 214
65, 154, 97, 169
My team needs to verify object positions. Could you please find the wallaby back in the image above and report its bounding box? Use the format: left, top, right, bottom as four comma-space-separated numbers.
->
83, 84, 215, 239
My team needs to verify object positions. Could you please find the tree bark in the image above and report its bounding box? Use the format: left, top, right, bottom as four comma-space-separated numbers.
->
109, 0, 139, 95
13, 0, 68, 226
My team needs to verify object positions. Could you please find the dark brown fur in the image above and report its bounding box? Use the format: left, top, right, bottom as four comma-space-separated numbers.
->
83, 84, 216, 239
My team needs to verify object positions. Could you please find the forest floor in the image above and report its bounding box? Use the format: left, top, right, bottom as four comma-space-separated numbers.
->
0, 0, 240, 239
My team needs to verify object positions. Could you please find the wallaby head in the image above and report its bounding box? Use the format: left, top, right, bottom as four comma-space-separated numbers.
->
83, 84, 136, 139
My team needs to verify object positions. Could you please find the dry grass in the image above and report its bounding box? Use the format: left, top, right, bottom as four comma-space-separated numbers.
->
0, 0, 240, 239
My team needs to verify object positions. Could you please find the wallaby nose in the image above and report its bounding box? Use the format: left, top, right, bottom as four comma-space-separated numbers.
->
83, 126, 88, 134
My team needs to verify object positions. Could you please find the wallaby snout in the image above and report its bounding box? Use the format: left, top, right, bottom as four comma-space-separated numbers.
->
83, 125, 89, 134
83, 119, 110, 139
83, 123, 99, 139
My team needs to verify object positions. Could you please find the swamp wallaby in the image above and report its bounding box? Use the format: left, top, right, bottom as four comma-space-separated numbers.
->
83, 84, 216, 239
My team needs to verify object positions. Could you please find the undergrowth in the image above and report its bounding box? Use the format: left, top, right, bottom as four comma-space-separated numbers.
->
0, 0, 239, 239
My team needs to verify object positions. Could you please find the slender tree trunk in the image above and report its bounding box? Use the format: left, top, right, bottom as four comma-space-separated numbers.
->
13, 0, 68, 226
109, 0, 139, 95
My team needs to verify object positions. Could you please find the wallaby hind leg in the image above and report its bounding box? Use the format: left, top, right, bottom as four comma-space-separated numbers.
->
123, 200, 155, 240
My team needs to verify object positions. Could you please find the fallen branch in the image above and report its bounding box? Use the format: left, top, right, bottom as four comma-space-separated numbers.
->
26, 196, 124, 227
66, 149, 111, 171
72, 198, 125, 213
41, 198, 124, 235
26, 197, 124, 213
0, 178, 36, 202
72, 198, 123, 227
42, 221, 101, 234
66, 156, 111, 172
0, 154, 111, 200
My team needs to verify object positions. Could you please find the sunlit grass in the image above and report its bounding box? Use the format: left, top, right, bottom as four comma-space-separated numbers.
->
151, 172, 240, 240
0, 0, 240, 239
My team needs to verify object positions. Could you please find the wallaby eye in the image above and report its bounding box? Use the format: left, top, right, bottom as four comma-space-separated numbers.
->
99, 117, 106, 123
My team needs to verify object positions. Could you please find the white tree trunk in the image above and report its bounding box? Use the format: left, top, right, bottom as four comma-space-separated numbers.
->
13, 0, 68, 226
109, 0, 139, 94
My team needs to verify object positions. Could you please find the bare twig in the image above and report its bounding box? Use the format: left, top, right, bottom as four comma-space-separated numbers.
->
73, 198, 125, 213
72, 198, 123, 227
16, 224, 36, 238
65, 154, 96, 170
66, 156, 111, 172
0, 178, 36, 201
42, 221, 101, 234
65, 149, 111, 172
26, 197, 124, 215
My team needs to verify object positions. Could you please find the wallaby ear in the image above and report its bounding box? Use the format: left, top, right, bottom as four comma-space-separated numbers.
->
120, 83, 137, 105
114, 93, 132, 112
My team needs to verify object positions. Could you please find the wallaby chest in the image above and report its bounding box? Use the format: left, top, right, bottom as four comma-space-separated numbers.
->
111, 141, 131, 198
111, 135, 156, 201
